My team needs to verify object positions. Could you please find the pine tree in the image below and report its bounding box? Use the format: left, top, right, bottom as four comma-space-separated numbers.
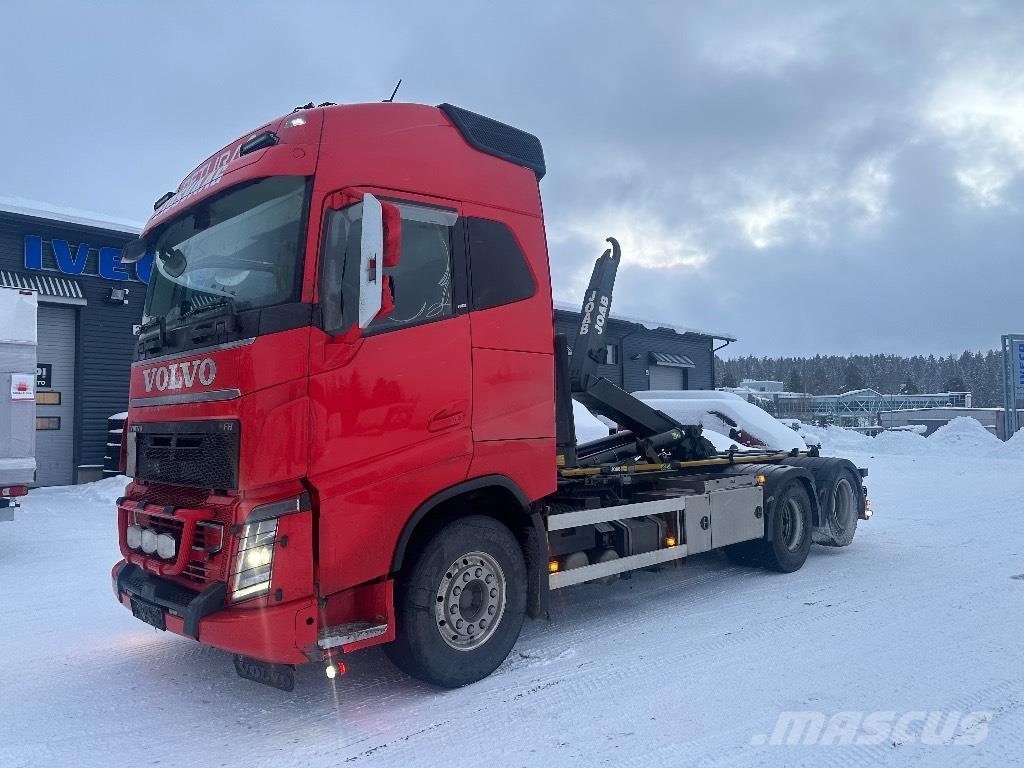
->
718, 349, 1004, 403
788, 367, 804, 393
842, 362, 866, 392
943, 376, 967, 393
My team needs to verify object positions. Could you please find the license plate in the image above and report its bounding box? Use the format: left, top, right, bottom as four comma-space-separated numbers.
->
130, 597, 166, 631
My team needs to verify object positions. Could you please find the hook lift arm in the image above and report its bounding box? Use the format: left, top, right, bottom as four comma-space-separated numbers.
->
556, 237, 717, 468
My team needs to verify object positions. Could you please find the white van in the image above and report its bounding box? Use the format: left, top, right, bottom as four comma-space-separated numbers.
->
0, 286, 37, 520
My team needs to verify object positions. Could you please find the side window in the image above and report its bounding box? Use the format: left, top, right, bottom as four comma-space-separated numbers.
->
320, 200, 457, 334
368, 203, 457, 333
467, 218, 536, 311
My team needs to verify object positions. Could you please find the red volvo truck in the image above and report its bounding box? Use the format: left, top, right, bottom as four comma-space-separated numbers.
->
113, 102, 870, 691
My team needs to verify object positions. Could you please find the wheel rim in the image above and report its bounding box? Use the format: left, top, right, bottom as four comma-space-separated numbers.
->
832, 478, 856, 535
434, 551, 506, 651
780, 498, 805, 551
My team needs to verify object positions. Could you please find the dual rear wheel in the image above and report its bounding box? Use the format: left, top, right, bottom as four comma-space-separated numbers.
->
725, 468, 861, 572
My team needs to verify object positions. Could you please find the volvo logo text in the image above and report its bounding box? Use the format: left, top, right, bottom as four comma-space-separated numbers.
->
142, 359, 217, 393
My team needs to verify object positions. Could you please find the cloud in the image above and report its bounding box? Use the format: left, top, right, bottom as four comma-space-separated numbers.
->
925, 66, 1024, 207
2, 0, 1023, 356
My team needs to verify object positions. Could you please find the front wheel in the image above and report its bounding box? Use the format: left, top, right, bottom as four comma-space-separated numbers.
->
385, 516, 526, 688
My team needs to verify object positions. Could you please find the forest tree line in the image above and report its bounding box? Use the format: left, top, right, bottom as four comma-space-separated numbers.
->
715, 351, 1007, 407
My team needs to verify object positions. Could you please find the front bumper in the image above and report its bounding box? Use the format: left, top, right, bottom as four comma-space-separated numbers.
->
113, 561, 316, 665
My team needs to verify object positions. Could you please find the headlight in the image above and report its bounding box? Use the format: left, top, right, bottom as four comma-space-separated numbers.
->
126, 524, 143, 550
232, 519, 278, 600
156, 532, 176, 560
141, 528, 158, 554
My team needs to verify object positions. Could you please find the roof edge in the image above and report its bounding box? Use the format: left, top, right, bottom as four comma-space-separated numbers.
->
0, 196, 143, 235
553, 300, 736, 341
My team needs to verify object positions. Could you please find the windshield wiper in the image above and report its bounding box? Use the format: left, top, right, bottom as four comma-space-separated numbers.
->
138, 316, 167, 355
170, 296, 240, 328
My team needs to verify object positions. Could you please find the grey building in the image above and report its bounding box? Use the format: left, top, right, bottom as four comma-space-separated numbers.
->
553, 301, 734, 393
0, 200, 144, 485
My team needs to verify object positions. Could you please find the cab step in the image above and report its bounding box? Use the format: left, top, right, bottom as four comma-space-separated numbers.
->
318, 621, 388, 649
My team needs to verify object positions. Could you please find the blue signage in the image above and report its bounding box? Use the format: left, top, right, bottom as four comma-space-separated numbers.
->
23, 235, 153, 284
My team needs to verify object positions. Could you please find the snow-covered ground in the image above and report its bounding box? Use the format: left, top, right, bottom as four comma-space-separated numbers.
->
1, 419, 1022, 767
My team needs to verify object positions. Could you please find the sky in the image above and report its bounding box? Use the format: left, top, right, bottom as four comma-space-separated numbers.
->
3, 1, 1023, 357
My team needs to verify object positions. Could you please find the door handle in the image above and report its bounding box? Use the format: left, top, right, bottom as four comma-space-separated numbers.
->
428, 408, 465, 432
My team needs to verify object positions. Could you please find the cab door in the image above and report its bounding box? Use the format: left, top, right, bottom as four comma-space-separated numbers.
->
308, 189, 472, 595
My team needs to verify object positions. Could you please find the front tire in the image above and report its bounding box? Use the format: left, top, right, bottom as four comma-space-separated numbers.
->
385, 516, 526, 688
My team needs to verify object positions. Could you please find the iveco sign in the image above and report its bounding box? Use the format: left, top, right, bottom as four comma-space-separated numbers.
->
23, 235, 153, 283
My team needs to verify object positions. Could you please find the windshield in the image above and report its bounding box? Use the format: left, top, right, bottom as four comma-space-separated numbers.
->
143, 176, 309, 326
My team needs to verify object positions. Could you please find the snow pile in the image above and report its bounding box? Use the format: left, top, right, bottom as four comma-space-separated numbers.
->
635, 391, 807, 452
928, 416, 1001, 455
1003, 426, 1024, 458
24, 474, 128, 509
801, 424, 873, 454
809, 416, 1013, 459
871, 428, 931, 455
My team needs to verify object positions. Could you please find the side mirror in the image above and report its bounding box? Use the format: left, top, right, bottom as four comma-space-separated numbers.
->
357, 194, 385, 329
158, 248, 187, 278
381, 202, 401, 268
121, 237, 148, 264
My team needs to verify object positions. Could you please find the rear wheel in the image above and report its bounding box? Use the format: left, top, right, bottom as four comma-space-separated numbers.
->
817, 469, 860, 547
385, 516, 526, 688
760, 481, 813, 573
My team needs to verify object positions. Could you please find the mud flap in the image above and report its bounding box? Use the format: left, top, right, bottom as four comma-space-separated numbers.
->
233, 654, 295, 692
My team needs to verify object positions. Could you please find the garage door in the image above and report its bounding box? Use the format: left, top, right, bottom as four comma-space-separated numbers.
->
652, 364, 690, 390
35, 305, 76, 486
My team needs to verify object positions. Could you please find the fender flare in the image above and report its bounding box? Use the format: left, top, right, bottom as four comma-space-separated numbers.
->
727, 463, 820, 536
782, 456, 866, 532
389, 474, 549, 618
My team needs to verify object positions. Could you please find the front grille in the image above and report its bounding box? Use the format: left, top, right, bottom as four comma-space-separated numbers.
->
132, 421, 240, 490
136, 483, 211, 510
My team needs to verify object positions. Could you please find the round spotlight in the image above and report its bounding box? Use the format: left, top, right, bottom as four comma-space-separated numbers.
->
141, 528, 158, 555
126, 524, 143, 550
156, 533, 176, 560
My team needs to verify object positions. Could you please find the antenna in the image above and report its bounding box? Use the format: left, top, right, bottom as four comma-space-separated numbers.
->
384, 79, 402, 103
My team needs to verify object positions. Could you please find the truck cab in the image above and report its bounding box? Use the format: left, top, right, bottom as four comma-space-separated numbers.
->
113, 103, 556, 677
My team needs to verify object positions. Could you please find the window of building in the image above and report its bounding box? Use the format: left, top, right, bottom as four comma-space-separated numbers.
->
467, 218, 535, 311
604, 344, 618, 365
